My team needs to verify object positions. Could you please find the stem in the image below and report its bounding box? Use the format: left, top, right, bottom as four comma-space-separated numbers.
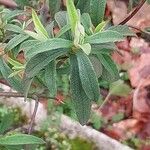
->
28, 96, 39, 134
0, 91, 59, 101
98, 93, 111, 110
119, 0, 146, 25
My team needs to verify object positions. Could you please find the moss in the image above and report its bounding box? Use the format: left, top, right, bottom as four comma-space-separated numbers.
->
69, 137, 96, 150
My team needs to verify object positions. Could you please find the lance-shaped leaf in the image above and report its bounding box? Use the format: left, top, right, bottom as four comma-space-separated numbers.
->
108, 25, 136, 36
24, 30, 46, 41
5, 24, 24, 34
0, 134, 45, 145
79, 43, 91, 55
91, 42, 117, 54
66, 0, 79, 34
55, 11, 72, 39
32, 9, 49, 38
76, 0, 91, 13
81, 13, 93, 35
3, 10, 25, 22
97, 54, 119, 78
100, 66, 119, 83
20, 40, 39, 54
23, 49, 68, 100
77, 51, 100, 101
56, 24, 71, 38
45, 61, 57, 97
24, 49, 69, 79
0, 57, 22, 92
55, 11, 68, 28
70, 54, 91, 125
97, 54, 119, 82
90, 0, 107, 26
22, 77, 33, 101
85, 30, 124, 44
49, 0, 61, 18
5, 34, 29, 52
94, 21, 107, 33
25, 38, 72, 58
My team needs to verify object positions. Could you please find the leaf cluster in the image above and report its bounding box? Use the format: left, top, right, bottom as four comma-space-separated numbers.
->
0, 0, 135, 126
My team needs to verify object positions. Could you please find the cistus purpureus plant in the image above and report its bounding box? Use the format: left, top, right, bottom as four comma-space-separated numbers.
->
0, 0, 136, 126
1, 0, 150, 148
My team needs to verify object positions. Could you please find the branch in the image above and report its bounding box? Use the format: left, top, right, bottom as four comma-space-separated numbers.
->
0, 91, 59, 101
119, 0, 146, 25
28, 96, 39, 134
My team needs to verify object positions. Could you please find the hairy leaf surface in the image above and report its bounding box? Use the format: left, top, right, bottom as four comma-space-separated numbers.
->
70, 54, 91, 125
85, 30, 124, 44
77, 51, 100, 101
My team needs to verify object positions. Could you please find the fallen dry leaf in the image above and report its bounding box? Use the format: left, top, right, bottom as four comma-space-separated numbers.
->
129, 54, 150, 87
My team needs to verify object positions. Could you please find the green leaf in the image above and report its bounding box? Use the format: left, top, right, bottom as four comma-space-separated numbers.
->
7, 57, 23, 68
91, 113, 102, 129
20, 40, 39, 54
74, 22, 85, 46
56, 24, 71, 38
95, 21, 107, 33
100, 66, 118, 83
3, 10, 25, 22
79, 43, 91, 55
8, 70, 22, 78
70, 54, 91, 125
76, 0, 91, 13
23, 48, 67, 100
5, 145, 23, 150
89, 56, 103, 78
66, 0, 79, 34
91, 43, 117, 54
0, 58, 22, 92
46, 21, 54, 38
112, 113, 124, 122
45, 61, 57, 97
97, 54, 119, 79
25, 38, 72, 58
108, 25, 136, 36
81, 13, 93, 35
85, 30, 124, 44
55, 11, 68, 28
0, 134, 45, 145
48, 0, 61, 18
22, 77, 33, 101
0, 114, 14, 134
32, 9, 49, 38
109, 80, 131, 97
14, 0, 30, 7
5, 24, 23, 34
5, 34, 29, 52
90, 0, 107, 26
24, 49, 69, 79
77, 51, 100, 101
24, 30, 46, 41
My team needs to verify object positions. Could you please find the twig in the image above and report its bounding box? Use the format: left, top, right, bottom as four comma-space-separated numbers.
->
0, 91, 59, 101
28, 96, 39, 134
119, 0, 146, 25
128, 25, 143, 32
98, 93, 111, 111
